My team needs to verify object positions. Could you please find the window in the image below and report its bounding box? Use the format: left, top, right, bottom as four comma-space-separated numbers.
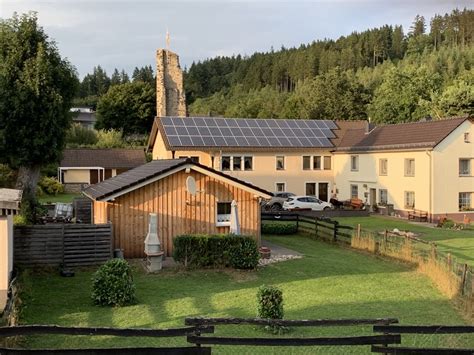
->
221, 156, 231, 171
459, 159, 471, 176
379, 189, 388, 204
324, 156, 331, 170
216, 202, 232, 226
276, 182, 286, 192
459, 192, 472, 211
302, 156, 311, 170
379, 159, 388, 176
178, 156, 199, 163
244, 156, 253, 171
404, 159, 415, 176
305, 183, 316, 196
276, 156, 285, 170
313, 156, 321, 170
404, 191, 415, 208
233, 156, 242, 171
351, 184, 358, 199
465, 132, 470, 143
351, 156, 359, 171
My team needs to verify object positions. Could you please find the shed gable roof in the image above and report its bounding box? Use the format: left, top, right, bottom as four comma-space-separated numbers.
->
60, 149, 146, 169
83, 158, 272, 201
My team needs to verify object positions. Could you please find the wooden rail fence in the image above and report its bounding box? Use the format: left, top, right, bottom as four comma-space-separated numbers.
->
2, 319, 473, 353
14, 224, 112, 268
261, 212, 353, 243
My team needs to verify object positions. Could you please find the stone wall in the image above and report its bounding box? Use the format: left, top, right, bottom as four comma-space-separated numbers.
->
156, 49, 186, 117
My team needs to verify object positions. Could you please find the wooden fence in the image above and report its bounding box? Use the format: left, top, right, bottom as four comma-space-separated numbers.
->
73, 198, 92, 224
1, 319, 473, 353
14, 224, 112, 268
351, 227, 474, 319
261, 212, 353, 243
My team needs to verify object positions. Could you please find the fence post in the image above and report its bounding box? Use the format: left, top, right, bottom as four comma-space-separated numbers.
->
460, 264, 468, 296
333, 221, 339, 243
357, 224, 361, 239
447, 253, 452, 272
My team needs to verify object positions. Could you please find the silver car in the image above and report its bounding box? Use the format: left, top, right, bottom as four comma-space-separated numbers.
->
283, 196, 333, 211
263, 192, 296, 211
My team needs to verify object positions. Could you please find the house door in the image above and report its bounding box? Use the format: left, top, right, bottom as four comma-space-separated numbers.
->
370, 188, 376, 206
318, 183, 329, 202
90, 170, 98, 184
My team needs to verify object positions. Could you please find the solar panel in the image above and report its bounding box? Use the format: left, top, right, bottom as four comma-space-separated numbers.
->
161, 117, 338, 149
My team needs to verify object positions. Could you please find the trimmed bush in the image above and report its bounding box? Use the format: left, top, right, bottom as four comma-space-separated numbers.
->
261, 222, 297, 235
257, 284, 284, 319
38, 176, 64, 196
173, 234, 259, 269
91, 259, 136, 306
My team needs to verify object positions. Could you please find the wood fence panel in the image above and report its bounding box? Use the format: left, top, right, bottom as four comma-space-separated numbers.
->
14, 224, 112, 268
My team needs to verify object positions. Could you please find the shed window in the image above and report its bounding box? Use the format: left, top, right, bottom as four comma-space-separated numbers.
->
216, 202, 232, 226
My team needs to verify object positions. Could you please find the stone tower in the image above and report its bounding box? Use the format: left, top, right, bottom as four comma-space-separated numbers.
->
156, 49, 186, 117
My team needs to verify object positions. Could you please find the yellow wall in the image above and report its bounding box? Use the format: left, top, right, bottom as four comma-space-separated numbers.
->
333, 150, 431, 213
63, 169, 90, 183
432, 121, 474, 214
0, 215, 14, 292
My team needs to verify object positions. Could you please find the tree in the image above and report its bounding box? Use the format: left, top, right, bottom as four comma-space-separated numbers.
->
433, 70, 474, 117
132, 65, 154, 85
0, 13, 78, 204
96, 81, 155, 135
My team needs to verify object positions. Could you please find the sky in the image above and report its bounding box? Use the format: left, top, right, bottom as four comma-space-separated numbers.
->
1, 0, 472, 78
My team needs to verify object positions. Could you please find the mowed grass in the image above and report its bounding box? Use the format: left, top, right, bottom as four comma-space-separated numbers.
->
334, 215, 474, 266
18, 234, 472, 354
38, 193, 81, 204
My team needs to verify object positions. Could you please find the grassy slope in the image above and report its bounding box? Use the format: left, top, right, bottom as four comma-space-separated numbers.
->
38, 193, 81, 204
19, 235, 471, 353
334, 215, 474, 266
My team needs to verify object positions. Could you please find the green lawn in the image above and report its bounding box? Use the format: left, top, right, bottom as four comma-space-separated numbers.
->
334, 215, 474, 266
18, 234, 472, 353
38, 193, 81, 204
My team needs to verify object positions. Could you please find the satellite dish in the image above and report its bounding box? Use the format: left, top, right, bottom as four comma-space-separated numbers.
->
186, 176, 196, 195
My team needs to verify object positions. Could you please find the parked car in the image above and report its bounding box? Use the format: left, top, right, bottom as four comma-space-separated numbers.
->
283, 196, 333, 211
263, 192, 296, 211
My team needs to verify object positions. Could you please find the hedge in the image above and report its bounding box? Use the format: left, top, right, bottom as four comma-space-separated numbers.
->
173, 234, 260, 269
261, 221, 298, 235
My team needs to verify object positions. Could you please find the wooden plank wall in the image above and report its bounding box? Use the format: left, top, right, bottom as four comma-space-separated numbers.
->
14, 224, 112, 268
94, 170, 261, 258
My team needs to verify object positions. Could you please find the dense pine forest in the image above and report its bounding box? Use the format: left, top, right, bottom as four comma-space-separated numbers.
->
75, 8, 473, 131
185, 9, 474, 123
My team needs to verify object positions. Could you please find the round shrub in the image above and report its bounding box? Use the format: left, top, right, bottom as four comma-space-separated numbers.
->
38, 176, 64, 196
257, 284, 284, 319
229, 237, 260, 269
91, 259, 136, 306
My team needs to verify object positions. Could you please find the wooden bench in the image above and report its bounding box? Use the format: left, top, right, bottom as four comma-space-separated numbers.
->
408, 209, 428, 222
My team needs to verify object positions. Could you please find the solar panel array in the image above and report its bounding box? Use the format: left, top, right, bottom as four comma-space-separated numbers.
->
161, 116, 337, 148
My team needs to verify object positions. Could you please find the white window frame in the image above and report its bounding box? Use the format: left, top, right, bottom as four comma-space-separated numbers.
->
276, 156, 285, 170
459, 159, 471, 176
379, 159, 388, 176
459, 192, 472, 211
351, 155, 359, 172
233, 156, 242, 171
221, 155, 254, 171
323, 156, 332, 170
216, 201, 232, 227
379, 189, 388, 204
302, 156, 311, 170
313, 156, 322, 170
305, 182, 317, 196
404, 191, 415, 209
275, 182, 286, 192
404, 158, 415, 177
350, 184, 359, 199
243, 155, 253, 171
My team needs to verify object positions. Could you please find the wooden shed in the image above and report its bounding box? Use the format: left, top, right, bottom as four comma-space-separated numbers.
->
83, 159, 272, 258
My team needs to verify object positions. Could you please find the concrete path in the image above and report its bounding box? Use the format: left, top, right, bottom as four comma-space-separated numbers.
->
262, 239, 302, 257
